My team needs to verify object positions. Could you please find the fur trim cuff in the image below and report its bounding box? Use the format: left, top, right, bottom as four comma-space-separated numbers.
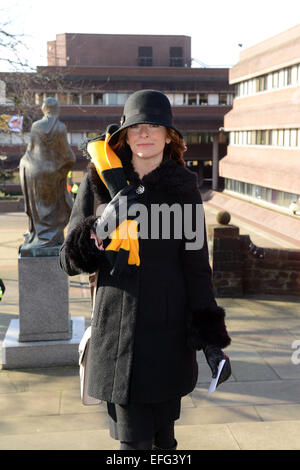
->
64, 216, 108, 274
187, 305, 231, 351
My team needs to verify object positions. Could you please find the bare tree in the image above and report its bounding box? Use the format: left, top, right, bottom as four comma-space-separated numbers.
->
0, 23, 33, 72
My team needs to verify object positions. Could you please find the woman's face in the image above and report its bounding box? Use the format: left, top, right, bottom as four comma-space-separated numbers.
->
126, 124, 171, 162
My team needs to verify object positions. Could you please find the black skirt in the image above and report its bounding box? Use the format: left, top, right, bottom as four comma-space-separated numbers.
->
107, 397, 181, 442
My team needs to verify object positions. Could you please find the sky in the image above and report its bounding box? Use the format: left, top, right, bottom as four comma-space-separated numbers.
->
1, 0, 300, 71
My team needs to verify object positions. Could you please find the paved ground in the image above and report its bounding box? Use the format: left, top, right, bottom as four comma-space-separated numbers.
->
0, 211, 300, 450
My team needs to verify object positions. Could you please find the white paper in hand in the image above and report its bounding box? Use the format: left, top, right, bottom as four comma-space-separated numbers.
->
208, 359, 226, 394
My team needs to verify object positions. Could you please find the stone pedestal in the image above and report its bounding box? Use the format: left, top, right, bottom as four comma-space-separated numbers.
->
2, 317, 85, 369
18, 256, 71, 341
1, 256, 85, 369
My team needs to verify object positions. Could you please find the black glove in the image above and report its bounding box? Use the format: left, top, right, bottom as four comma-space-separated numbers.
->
91, 184, 140, 276
92, 184, 138, 241
204, 345, 231, 386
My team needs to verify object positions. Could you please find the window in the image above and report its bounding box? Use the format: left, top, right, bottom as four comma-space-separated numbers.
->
104, 93, 129, 105
87, 132, 98, 139
188, 93, 197, 105
291, 65, 298, 85
169, 47, 183, 67
173, 94, 184, 105
279, 70, 285, 87
138, 47, 153, 66
70, 93, 80, 105
199, 93, 208, 105
284, 67, 292, 86
94, 93, 103, 105
82, 93, 92, 105
284, 129, 290, 147
165, 94, 174, 105
71, 132, 84, 145
190, 134, 199, 144
256, 75, 267, 92
219, 94, 227, 105
278, 130, 284, 146
271, 130, 278, 146
208, 94, 218, 105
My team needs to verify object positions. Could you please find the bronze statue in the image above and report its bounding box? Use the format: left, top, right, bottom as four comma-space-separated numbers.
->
19, 97, 76, 256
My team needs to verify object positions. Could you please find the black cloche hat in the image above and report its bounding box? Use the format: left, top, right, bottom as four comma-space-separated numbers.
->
108, 89, 182, 145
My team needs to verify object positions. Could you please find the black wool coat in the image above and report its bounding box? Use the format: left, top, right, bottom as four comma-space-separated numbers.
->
59, 158, 231, 405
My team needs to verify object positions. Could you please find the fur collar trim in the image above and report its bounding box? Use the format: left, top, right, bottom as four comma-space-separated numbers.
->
87, 159, 198, 201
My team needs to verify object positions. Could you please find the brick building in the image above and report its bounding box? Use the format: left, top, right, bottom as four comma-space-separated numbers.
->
0, 33, 234, 189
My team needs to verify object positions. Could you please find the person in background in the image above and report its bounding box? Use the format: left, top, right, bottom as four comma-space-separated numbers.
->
0, 278, 5, 301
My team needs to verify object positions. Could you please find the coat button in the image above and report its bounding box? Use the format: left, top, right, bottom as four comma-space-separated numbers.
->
136, 184, 145, 195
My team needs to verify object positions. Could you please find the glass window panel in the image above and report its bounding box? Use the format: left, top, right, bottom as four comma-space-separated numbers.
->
267, 74, 272, 90
256, 130, 261, 145
291, 66, 298, 84
116, 93, 129, 105
279, 70, 284, 87
247, 131, 252, 145
104, 93, 118, 105
266, 188, 272, 202
219, 94, 227, 105
71, 133, 84, 145
165, 94, 174, 105
208, 94, 218, 105
284, 129, 290, 147
286, 67, 292, 86
174, 94, 184, 105
82, 93, 92, 105
272, 130, 278, 146
70, 93, 80, 105
278, 130, 284, 146
87, 132, 99, 139
290, 129, 297, 147
188, 93, 197, 105
138, 47, 153, 66
255, 78, 260, 92
190, 134, 199, 144
262, 75, 267, 90
94, 93, 103, 105
199, 93, 208, 105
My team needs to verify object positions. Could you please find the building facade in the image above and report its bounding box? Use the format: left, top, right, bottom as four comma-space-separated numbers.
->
220, 25, 300, 213
0, 33, 234, 189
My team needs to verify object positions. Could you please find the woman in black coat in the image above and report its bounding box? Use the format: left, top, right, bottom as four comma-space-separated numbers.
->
59, 90, 231, 450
